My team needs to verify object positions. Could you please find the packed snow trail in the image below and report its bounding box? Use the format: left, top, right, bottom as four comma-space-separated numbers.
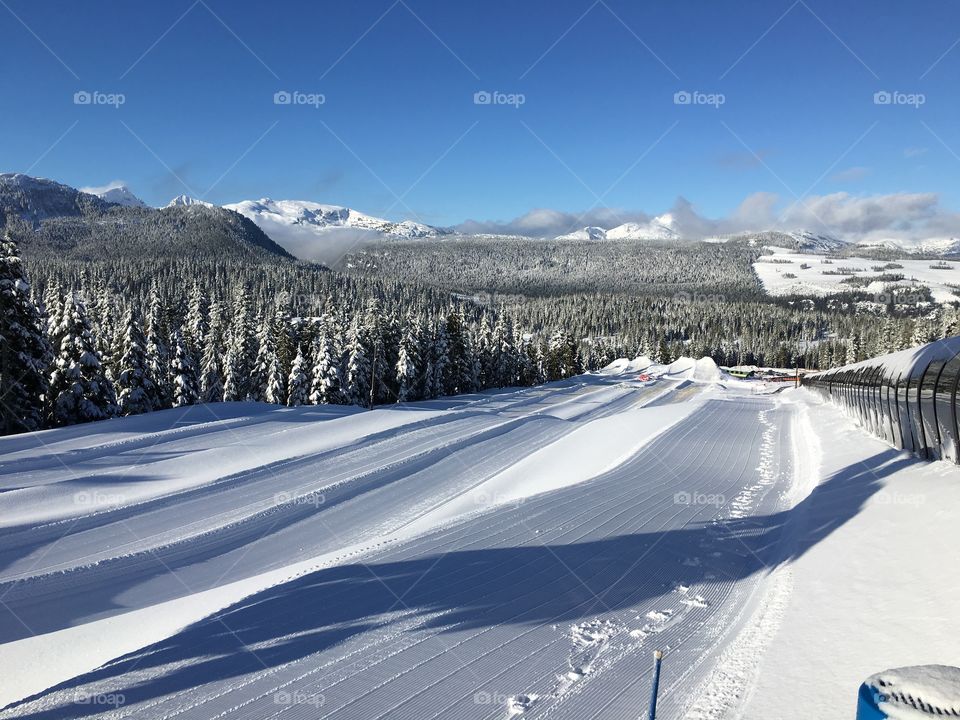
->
0, 378, 657, 643
0, 367, 800, 719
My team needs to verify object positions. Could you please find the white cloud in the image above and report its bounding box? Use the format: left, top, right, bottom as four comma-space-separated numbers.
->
457, 207, 652, 237
79, 179, 129, 195
456, 191, 960, 245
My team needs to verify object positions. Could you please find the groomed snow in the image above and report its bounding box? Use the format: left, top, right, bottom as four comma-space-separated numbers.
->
2, 363, 957, 719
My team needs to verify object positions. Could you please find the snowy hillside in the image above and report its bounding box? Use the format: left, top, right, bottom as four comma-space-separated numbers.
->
224, 198, 445, 258
0, 173, 109, 225
556, 213, 682, 241
857, 235, 960, 256
82, 182, 148, 208
715, 229, 850, 252
166, 193, 215, 208
754, 245, 960, 303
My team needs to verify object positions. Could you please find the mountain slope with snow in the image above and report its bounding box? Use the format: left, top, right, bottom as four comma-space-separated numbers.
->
0, 173, 109, 225
224, 198, 446, 258
0, 174, 293, 262
555, 213, 682, 241
83, 183, 147, 208
166, 194, 215, 208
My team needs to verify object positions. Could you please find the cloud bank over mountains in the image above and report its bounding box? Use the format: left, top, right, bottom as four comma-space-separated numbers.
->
456, 191, 960, 245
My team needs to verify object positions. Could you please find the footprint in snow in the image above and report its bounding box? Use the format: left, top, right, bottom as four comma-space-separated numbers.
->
508, 693, 538, 715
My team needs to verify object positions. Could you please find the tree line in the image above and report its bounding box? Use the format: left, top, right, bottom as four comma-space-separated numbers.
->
1, 235, 594, 436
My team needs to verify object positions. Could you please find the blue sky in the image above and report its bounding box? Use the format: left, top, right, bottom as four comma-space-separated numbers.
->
2, 0, 960, 236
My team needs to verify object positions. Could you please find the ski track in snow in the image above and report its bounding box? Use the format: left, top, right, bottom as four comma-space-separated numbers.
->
0, 370, 800, 720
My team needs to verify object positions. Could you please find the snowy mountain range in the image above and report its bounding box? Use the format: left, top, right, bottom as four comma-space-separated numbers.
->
718, 230, 850, 253
856, 236, 960, 256
166, 194, 215, 208
223, 198, 445, 241
0, 174, 291, 262
0, 173, 104, 222
82, 183, 148, 208
8, 172, 960, 258
556, 213, 682, 241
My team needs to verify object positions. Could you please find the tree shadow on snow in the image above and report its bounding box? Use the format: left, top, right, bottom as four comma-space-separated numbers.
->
2, 447, 919, 718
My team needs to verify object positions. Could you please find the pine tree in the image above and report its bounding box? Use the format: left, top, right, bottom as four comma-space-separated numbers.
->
223, 287, 255, 401
476, 316, 495, 389
42, 282, 64, 341
47, 293, 118, 426
309, 325, 344, 405
200, 339, 224, 404
286, 347, 309, 407
92, 288, 118, 380
395, 316, 422, 402
427, 318, 449, 399
248, 314, 274, 402
264, 350, 284, 404
272, 305, 295, 401
546, 329, 581, 380
443, 310, 474, 395
0, 233, 53, 434
491, 315, 517, 387
344, 319, 371, 407
170, 330, 200, 407
145, 283, 171, 409
361, 298, 388, 404
183, 283, 210, 364
115, 308, 157, 416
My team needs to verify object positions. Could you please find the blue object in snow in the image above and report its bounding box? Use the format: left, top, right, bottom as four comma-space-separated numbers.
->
856, 665, 960, 719
648, 650, 663, 720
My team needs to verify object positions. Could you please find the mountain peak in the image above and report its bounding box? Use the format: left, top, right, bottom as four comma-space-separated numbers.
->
167, 194, 214, 208
222, 198, 445, 259
81, 182, 147, 208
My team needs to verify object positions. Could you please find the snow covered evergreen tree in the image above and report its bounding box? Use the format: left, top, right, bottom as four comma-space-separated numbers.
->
309, 324, 344, 405
443, 310, 474, 396
47, 293, 118, 426
395, 315, 422, 402
170, 330, 200, 407
248, 314, 274, 402
272, 305, 295, 401
286, 347, 309, 407
223, 287, 255, 401
200, 342, 224, 404
264, 351, 284, 404
0, 234, 52, 434
344, 319, 372, 407
183, 283, 210, 364
145, 283, 171, 409
115, 308, 157, 416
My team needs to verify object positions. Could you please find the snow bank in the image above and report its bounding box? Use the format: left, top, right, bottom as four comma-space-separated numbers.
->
663, 356, 722, 381
742, 390, 960, 718
401, 395, 702, 534
602, 355, 720, 382
600, 355, 654, 375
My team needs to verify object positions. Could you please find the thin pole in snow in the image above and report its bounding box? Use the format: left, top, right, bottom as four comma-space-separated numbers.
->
647, 649, 663, 720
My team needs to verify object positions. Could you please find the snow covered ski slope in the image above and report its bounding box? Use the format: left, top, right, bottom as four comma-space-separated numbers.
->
0, 364, 802, 719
